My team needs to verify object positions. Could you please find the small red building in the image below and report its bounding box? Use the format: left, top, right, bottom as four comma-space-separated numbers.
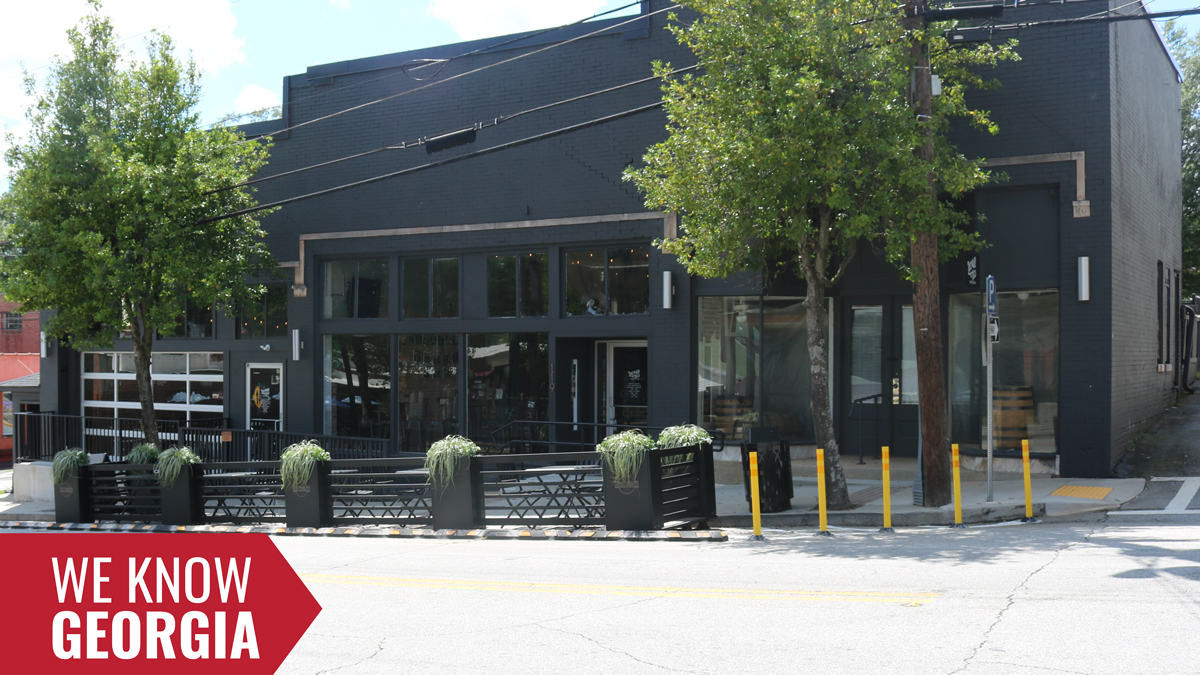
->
0, 297, 39, 462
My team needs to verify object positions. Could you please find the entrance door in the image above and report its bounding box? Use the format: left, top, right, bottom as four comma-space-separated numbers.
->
597, 341, 648, 434
247, 364, 283, 431
841, 299, 919, 456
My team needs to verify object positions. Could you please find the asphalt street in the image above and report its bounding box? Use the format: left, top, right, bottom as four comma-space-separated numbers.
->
275, 516, 1200, 675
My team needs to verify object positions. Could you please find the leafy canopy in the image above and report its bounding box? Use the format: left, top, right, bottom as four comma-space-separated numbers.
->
0, 5, 276, 348
625, 0, 1017, 280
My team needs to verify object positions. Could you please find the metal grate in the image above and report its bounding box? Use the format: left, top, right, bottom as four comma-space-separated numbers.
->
329, 458, 432, 524
201, 461, 285, 523
477, 452, 605, 526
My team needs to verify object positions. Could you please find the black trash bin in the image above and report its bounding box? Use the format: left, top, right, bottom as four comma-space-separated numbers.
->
740, 427, 794, 513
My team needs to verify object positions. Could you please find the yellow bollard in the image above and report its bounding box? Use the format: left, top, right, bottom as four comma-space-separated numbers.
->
951, 444, 965, 528
816, 448, 832, 536
880, 446, 893, 532
749, 451, 765, 540
1021, 439, 1038, 523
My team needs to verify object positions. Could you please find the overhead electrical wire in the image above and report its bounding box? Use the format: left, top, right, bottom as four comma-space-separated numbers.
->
207, 63, 699, 195
200, 100, 666, 224
223, 3, 681, 148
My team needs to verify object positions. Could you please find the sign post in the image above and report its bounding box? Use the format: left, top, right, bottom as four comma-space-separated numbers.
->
985, 275, 998, 503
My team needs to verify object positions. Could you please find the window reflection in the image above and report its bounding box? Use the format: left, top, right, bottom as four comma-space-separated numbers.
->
467, 334, 549, 440
323, 259, 390, 319
323, 335, 392, 439
565, 247, 649, 316
397, 334, 459, 452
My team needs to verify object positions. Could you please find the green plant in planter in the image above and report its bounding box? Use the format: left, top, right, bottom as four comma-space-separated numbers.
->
657, 424, 712, 477
281, 440, 330, 490
425, 436, 479, 490
156, 446, 201, 487
52, 448, 89, 485
597, 430, 655, 484
125, 443, 160, 466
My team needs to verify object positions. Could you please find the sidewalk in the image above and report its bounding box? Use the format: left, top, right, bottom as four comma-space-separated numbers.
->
710, 470, 1145, 527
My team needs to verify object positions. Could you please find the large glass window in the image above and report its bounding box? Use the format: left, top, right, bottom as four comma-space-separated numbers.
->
240, 287, 288, 338
323, 335, 392, 439
488, 253, 548, 318
323, 259, 389, 319
565, 247, 649, 316
397, 334, 459, 452
160, 297, 214, 338
81, 351, 225, 424
949, 290, 1059, 453
466, 334, 549, 439
403, 257, 458, 319
697, 297, 813, 442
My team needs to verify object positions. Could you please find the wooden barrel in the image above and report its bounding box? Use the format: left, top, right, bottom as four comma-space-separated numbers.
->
714, 397, 750, 434
993, 387, 1034, 449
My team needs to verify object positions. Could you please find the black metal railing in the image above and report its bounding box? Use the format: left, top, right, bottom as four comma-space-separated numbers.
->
85, 464, 161, 521
180, 428, 390, 461
201, 461, 286, 524
328, 457, 432, 525
486, 419, 689, 454
13, 413, 187, 462
477, 451, 605, 526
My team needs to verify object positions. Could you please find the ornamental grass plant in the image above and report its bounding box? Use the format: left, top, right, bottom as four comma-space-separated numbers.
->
657, 424, 712, 477
425, 436, 480, 490
281, 440, 330, 489
597, 430, 655, 483
52, 448, 89, 485
125, 443, 160, 466
156, 446, 201, 487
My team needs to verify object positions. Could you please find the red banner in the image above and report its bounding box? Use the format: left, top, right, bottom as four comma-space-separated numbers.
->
0, 533, 321, 673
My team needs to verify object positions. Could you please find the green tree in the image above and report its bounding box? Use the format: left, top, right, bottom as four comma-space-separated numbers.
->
626, 0, 1014, 507
1165, 21, 1200, 296
1, 3, 275, 447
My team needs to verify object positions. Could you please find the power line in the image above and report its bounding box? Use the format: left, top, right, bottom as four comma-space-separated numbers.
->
225, 4, 680, 148
948, 4, 1200, 39
201, 100, 666, 224
209, 64, 698, 194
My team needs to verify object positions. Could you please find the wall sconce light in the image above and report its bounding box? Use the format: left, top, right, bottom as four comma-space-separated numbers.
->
40, 331, 47, 358
662, 271, 674, 309
292, 329, 301, 361
1078, 256, 1090, 301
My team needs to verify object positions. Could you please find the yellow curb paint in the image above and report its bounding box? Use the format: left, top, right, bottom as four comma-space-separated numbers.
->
952, 444, 963, 526
519, 531, 531, 537
582, 531, 595, 538
669, 532, 681, 538
237, 526, 252, 533
468, 530, 481, 536
607, 531, 622, 538
390, 529, 402, 535
1049, 485, 1113, 500
882, 446, 892, 530
816, 448, 828, 533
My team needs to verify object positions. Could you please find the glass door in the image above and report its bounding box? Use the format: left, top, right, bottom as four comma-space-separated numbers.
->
841, 299, 919, 456
598, 341, 648, 434
247, 364, 283, 431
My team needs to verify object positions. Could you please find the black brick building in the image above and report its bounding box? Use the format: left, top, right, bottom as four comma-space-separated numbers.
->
40, 0, 1184, 478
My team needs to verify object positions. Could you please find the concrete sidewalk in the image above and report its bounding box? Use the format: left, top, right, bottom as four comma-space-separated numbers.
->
710, 473, 1145, 527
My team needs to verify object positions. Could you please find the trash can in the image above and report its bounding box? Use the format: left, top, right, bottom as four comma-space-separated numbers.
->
740, 426, 794, 513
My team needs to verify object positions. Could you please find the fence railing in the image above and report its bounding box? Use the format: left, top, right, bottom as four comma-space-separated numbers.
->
53, 443, 717, 531
13, 413, 191, 462
180, 428, 389, 462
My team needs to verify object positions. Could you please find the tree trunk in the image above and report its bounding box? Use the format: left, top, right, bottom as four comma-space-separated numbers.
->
803, 272, 852, 510
907, 6, 952, 507
129, 307, 160, 449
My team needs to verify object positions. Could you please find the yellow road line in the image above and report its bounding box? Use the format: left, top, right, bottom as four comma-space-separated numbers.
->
300, 573, 938, 604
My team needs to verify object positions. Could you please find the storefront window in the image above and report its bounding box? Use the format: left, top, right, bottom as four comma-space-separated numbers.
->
466, 333, 549, 439
565, 247, 649, 315
697, 297, 813, 442
397, 334, 459, 452
324, 259, 389, 319
323, 335, 392, 439
949, 290, 1059, 453
403, 257, 459, 319
240, 287, 288, 338
80, 351, 224, 423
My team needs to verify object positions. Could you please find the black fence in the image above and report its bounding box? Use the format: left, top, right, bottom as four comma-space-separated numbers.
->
180, 428, 389, 462
54, 443, 716, 531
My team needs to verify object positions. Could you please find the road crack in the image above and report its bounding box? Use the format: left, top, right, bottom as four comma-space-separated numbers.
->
950, 522, 1107, 675
313, 636, 386, 674
536, 621, 702, 674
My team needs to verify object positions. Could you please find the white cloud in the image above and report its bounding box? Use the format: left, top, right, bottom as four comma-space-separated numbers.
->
0, 1, 245, 191
427, 0, 609, 41
234, 83, 282, 114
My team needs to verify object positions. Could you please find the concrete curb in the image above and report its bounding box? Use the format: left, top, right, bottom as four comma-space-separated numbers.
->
0, 520, 728, 542
710, 502, 1047, 528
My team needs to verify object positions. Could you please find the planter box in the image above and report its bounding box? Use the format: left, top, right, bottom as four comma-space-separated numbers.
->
285, 462, 332, 528
603, 451, 663, 530
430, 458, 481, 530
740, 439, 794, 513
54, 469, 91, 524
160, 464, 204, 526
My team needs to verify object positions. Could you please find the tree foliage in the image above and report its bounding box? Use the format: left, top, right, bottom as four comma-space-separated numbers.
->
625, 0, 1015, 507
1, 2, 275, 445
1165, 21, 1200, 296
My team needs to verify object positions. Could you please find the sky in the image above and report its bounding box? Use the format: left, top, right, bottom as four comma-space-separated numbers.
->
0, 0, 641, 190
2, 0, 1198, 191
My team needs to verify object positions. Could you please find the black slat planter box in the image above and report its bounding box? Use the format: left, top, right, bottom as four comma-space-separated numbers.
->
160, 465, 204, 526
54, 469, 91, 524
741, 437, 794, 514
604, 450, 664, 530
285, 462, 333, 528
695, 443, 718, 520
430, 459, 481, 530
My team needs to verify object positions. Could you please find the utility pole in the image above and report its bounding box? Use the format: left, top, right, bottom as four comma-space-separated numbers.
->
901, 1, 1003, 507
904, 0, 952, 508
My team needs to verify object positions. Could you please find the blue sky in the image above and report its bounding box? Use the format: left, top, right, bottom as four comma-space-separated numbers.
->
1, 0, 1196, 190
